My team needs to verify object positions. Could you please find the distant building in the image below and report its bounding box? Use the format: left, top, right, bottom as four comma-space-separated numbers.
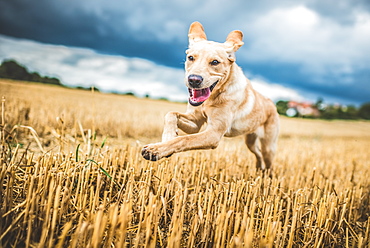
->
286, 101, 320, 117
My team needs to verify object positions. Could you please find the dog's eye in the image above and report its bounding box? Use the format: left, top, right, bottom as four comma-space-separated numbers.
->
210, 60, 220, 66
188, 56, 194, 61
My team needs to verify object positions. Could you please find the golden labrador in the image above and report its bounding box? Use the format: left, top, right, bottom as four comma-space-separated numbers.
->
142, 22, 279, 170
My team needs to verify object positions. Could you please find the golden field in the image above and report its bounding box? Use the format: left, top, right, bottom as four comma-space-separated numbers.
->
0, 79, 369, 247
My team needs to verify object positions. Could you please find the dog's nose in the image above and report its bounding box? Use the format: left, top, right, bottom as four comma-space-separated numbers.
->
188, 74, 203, 88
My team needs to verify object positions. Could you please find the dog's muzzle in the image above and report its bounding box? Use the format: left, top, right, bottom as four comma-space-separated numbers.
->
188, 80, 219, 107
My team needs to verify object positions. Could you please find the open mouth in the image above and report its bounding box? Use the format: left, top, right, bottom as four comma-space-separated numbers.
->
188, 81, 218, 106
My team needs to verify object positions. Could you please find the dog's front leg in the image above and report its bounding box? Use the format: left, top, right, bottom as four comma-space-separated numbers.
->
142, 113, 229, 161
142, 129, 223, 161
161, 111, 204, 142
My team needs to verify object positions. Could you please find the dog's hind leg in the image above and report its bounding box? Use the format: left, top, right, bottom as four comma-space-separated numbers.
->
260, 113, 279, 170
245, 132, 265, 170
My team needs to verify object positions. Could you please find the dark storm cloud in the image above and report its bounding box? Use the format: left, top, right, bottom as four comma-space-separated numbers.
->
0, 0, 191, 66
0, 0, 369, 104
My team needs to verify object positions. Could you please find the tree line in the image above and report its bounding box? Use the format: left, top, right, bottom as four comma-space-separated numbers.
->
276, 99, 370, 120
0, 59, 63, 86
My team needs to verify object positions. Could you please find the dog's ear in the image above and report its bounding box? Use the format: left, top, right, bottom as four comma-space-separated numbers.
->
188, 21, 207, 45
225, 30, 244, 52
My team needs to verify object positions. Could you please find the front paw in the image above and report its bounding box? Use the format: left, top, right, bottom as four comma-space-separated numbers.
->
142, 145, 160, 161
141, 144, 172, 161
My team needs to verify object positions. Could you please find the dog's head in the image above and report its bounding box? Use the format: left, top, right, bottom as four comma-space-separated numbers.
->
185, 21, 244, 106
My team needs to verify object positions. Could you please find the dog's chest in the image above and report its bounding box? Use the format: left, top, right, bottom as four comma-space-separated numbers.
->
224, 98, 259, 137
224, 117, 260, 137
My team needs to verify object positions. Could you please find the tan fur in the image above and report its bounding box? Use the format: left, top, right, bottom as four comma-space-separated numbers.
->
142, 22, 279, 170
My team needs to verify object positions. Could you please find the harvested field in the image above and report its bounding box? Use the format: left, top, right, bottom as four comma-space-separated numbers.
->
1, 79, 369, 247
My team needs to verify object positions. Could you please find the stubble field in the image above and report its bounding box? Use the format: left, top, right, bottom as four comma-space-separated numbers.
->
1, 79, 369, 247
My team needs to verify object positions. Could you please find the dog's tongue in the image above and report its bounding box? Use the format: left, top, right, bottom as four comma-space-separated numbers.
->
190, 87, 211, 103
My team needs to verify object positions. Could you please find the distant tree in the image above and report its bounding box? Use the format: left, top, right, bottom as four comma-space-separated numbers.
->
124, 92, 135, 96
314, 97, 327, 112
42, 76, 62, 86
315, 97, 324, 106
320, 105, 339, 120
344, 105, 359, 120
0, 59, 63, 86
275, 100, 289, 116
319, 104, 359, 120
358, 102, 370, 120
30, 72, 42, 82
0, 60, 30, 80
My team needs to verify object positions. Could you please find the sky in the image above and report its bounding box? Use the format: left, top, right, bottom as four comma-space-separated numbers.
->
0, 0, 369, 105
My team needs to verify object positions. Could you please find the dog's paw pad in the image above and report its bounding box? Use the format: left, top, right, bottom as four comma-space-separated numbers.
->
141, 147, 160, 161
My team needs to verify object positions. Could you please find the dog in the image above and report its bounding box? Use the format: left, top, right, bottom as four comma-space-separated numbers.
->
142, 21, 279, 170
